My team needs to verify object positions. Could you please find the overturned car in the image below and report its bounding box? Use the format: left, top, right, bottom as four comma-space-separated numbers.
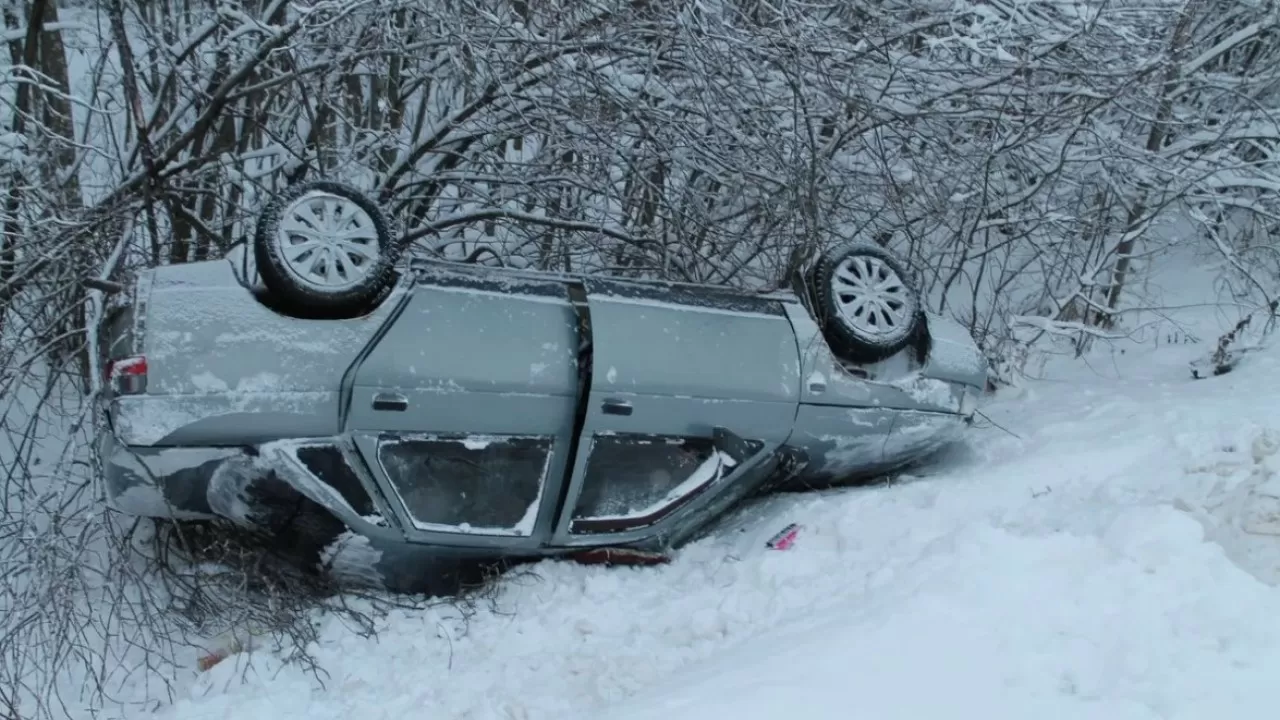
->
96, 181, 989, 593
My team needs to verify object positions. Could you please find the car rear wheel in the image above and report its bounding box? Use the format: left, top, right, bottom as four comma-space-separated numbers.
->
254, 181, 399, 317
812, 242, 923, 364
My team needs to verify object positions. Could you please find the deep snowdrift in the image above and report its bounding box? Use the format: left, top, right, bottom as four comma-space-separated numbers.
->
145, 330, 1280, 720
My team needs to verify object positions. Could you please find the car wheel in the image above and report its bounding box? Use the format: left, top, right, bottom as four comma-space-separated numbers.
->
253, 181, 399, 317
812, 242, 923, 364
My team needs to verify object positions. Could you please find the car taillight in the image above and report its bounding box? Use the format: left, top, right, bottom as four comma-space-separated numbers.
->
106, 355, 147, 395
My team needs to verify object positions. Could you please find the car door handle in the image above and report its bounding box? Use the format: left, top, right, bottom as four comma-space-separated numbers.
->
372, 392, 408, 412
601, 399, 633, 416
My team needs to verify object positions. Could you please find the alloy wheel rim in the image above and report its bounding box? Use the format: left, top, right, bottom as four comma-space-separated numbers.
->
831, 254, 912, 339
277, 192, 381, 292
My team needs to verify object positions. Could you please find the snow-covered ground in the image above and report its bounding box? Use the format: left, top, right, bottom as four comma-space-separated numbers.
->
145, 310, 1280, 719
603, 352, 1280, 720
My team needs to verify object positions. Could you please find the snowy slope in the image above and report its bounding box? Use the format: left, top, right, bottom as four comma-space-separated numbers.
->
149, 328, 1280, 720
597, 347, 1280, 720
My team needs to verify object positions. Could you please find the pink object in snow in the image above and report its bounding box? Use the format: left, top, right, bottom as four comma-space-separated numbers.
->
766, 523, 801, 550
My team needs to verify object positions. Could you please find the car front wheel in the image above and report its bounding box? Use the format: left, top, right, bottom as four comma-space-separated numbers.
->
812, 242, 923, 364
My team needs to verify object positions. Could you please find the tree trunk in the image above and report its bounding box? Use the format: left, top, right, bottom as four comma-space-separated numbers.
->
1102, 0, 1202, 323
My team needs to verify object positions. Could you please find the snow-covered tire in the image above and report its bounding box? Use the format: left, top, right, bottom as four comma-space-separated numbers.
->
253, 181, 399, 317
812, 242, 923, 364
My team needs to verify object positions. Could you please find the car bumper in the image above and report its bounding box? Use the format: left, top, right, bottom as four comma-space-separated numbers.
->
99, 429, 232, 520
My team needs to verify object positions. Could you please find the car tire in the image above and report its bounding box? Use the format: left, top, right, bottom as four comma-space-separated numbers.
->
811, 242, 923, 364
253, 181, 400, 318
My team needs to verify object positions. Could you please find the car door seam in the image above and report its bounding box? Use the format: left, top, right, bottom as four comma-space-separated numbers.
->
337, 275, 419, 431
880, 411, 898, 465
545, 280, 594, 542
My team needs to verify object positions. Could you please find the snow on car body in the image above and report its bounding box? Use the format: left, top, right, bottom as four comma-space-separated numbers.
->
95, 182, 988, 592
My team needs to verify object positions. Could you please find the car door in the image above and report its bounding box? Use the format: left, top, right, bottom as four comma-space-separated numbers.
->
551, 277, 802, 547
342, 267, 581, 550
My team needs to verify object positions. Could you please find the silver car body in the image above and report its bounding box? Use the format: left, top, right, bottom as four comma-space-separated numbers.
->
98, 251, 987, 591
